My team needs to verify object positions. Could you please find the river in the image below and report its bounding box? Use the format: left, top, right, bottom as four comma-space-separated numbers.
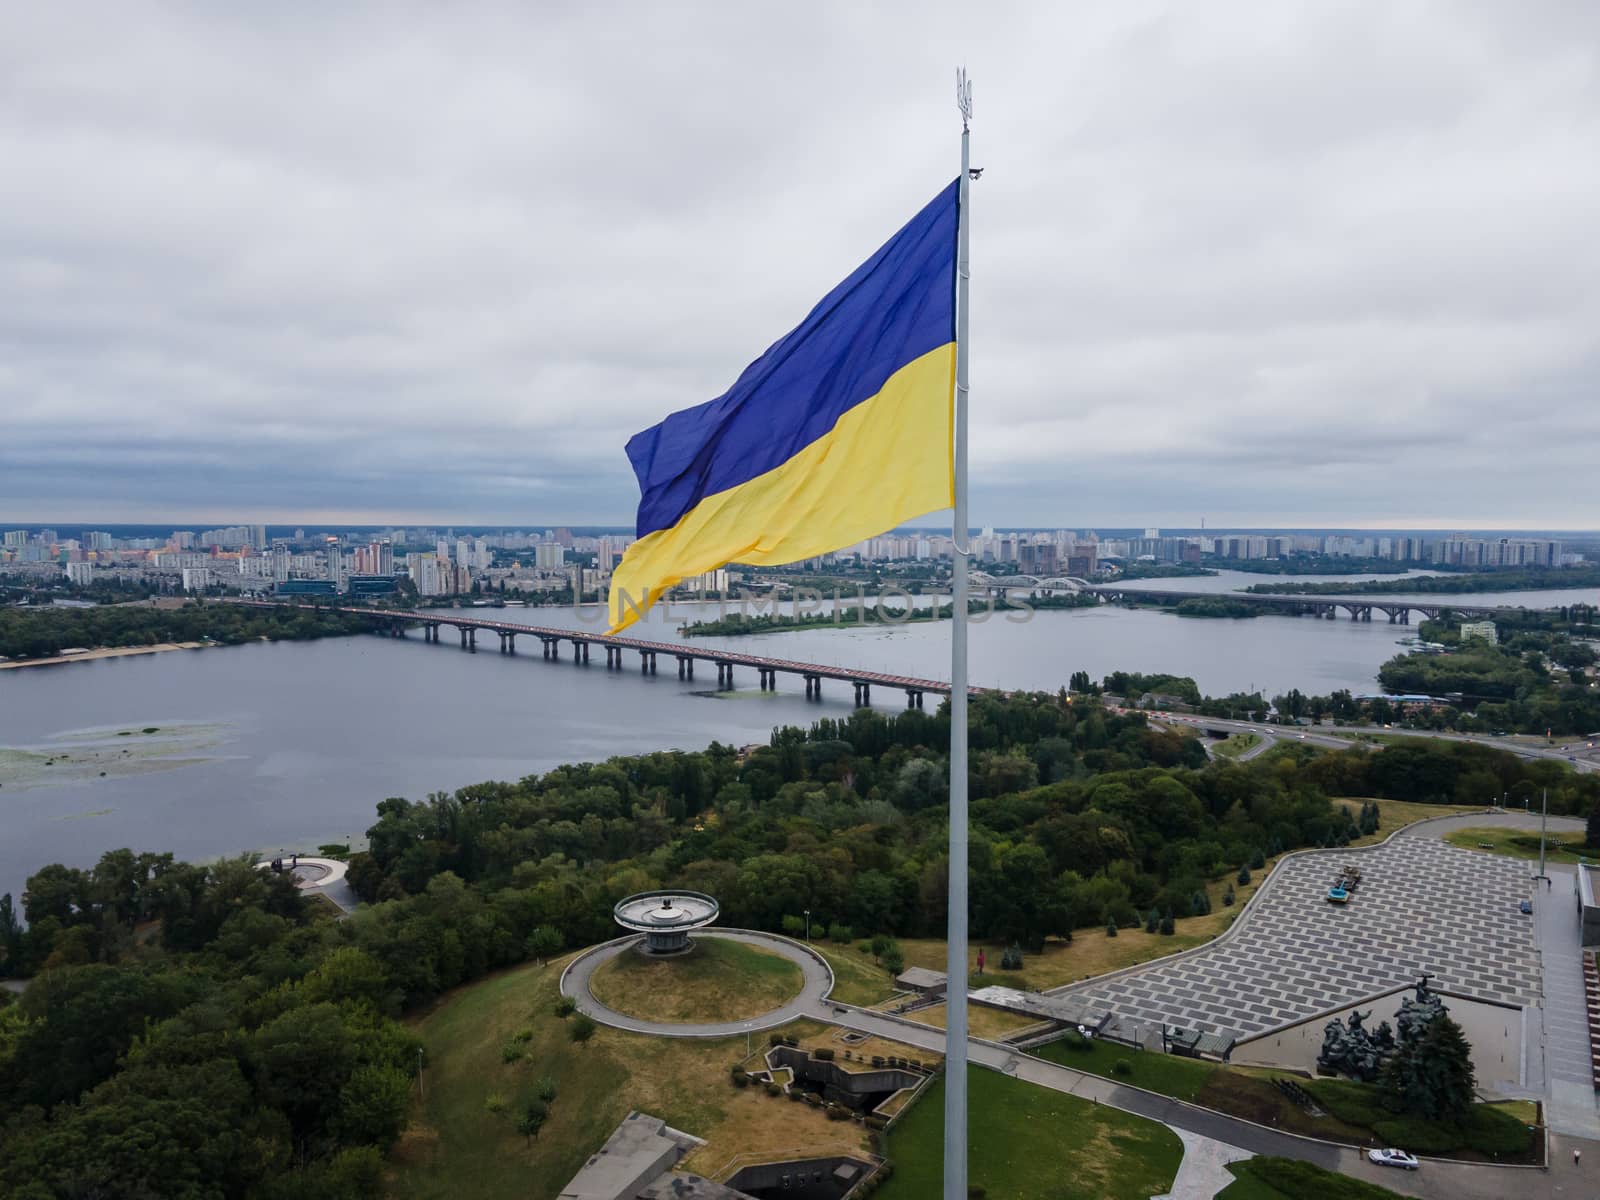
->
1, 571, 1591, 900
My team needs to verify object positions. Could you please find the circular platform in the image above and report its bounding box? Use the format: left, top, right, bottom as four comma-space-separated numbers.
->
559, 928, 835, 1038
613, 890, 720, 955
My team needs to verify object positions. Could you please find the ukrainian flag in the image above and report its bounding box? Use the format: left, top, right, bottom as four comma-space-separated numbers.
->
608, 179, 960, 633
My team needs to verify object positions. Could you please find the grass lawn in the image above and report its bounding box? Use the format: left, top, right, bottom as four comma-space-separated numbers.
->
1336, 798, 1481, 846
1219, 1157, 1408, 1200
1037, 1038, 1217, 1103
811, 941, 899, 1006
877, 1067, 1181, 1200
588, 936, 803, 1023
1444, 826, 1589, 865
1213, 732, 1261, 758
392, 958, 868, 1200
1030, 1041, 1535, 1161
899, 1001, 1047, 1041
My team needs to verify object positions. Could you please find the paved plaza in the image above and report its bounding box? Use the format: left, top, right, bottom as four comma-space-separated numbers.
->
1050, 836, 1540, 1041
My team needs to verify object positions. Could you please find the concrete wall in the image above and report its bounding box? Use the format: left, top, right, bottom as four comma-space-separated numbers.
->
1578, 867, 1600, 946
1231, 987, 1524, 1089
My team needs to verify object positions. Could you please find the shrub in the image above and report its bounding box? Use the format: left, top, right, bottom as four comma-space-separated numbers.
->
569, 1014, 596, 1044
1105, 918, 1118, 938
865, 1114, 888, 1130
782, 914, 806, 937
829, 923, 853, 943
803, 1093, 821, 1107
814, 1048, 835, 1061
784, 1035, 799, 1048
537, 1075, 558, 1103
826, 1106, 851, 1121
769, 1033, 785, 1047
1223, 886, 1235, 907
1159, 911, 1175, 936
1237, 865, 1252, 885
765, 1082, 781, 1096
1249, 847, 1266, 869
1055, 1030, 1093, 1053
553, 996, 577, 1018
787, 1089, 805, 1103
881, 945, 906, 975
512, 1028, 533, 1043
732, 1072, 749, 1089
1112, 1058, 1133, 1076
484, 1093, 507, 1114
1144, 909, 1160, 933
500, 1043, 524, 1064
871, 1055, 885, 1068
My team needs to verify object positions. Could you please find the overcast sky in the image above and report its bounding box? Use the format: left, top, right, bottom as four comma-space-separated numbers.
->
2, 2, 1596, 531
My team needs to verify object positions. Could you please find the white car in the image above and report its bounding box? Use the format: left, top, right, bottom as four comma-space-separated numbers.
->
1367, 1148, 1419, 1171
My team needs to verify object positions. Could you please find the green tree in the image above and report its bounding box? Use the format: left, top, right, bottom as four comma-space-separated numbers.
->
1381, 1012, 1476, 1120
516, 1099, 548, 1144
335, 1065, 411, 1149
570, 1014, 596, 1045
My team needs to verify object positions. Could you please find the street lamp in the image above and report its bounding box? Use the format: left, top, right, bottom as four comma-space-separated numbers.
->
803, 909, 811, 943
1510, 781, 1550, 884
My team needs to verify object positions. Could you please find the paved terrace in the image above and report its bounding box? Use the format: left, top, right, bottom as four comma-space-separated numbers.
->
1048, 835, 1540, 1042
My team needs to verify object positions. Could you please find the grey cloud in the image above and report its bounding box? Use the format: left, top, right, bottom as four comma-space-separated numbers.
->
1, 1, 1596, 528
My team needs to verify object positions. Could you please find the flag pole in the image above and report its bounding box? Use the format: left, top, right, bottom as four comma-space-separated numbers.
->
944, 66, 973, 1200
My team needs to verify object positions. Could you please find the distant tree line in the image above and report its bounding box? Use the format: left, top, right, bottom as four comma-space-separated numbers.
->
0, 601, 378, 660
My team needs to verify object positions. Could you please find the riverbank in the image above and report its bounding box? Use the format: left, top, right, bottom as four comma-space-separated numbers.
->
0, 641, 208, 670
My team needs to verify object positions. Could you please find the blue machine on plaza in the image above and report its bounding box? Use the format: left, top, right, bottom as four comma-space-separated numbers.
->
1327, 863, 1362, 904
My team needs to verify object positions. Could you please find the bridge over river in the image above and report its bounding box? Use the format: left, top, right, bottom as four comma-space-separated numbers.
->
1086, 586, 1559, 623
971, 574, 1565, 624
233, 601, 958, 707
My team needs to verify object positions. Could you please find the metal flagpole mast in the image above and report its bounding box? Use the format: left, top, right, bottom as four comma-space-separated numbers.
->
944, 66, 973, 1200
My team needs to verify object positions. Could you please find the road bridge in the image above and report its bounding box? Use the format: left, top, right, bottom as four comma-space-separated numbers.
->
231, 601, 964, 708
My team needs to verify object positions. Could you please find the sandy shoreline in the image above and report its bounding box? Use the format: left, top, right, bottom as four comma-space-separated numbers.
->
0, 641, 208, 670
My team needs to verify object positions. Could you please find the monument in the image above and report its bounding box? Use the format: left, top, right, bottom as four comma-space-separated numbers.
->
612, 890, 719, 955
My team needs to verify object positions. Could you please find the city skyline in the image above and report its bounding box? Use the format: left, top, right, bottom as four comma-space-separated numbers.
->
4, 3, 1598, 528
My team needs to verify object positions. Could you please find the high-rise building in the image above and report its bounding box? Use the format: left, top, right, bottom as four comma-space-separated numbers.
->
181, 567, 213, 592
271, 544, 291, 583
535, 542, 566, 570
411, 553, 447, 596
64, 562, 94, 585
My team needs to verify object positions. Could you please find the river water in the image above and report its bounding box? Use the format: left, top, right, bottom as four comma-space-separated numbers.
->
1, 570, 1592, 900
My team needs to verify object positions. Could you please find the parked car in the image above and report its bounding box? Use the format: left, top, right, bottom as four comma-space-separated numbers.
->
1368, 1148, 1419, 1171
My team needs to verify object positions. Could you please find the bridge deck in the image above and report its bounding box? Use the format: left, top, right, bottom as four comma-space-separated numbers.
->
237, 602, 959, 693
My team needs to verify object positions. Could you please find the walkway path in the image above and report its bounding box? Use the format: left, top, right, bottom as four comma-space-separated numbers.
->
1152, 1129, 1252, 1200
561, 929, 834, 1038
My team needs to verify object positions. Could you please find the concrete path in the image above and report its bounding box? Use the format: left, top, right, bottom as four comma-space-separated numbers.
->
1152, 1128, 1252, 1200
254, 855, 359, 913
561, 929, 834, 1038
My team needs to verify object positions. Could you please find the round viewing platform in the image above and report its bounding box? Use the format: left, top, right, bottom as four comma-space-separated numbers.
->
613, 890, 719, 955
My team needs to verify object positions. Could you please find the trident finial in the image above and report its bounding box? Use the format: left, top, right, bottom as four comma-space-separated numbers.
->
956, 67, 973, 130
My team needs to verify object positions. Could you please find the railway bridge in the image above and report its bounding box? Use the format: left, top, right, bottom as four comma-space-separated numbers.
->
1081, 587, 1549, 624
